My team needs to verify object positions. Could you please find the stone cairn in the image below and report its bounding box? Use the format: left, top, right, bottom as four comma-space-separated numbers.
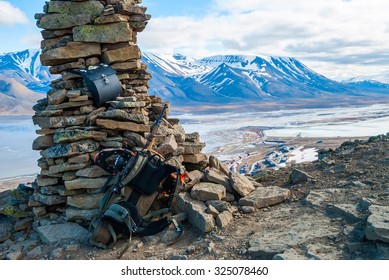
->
2, 0, 291, 243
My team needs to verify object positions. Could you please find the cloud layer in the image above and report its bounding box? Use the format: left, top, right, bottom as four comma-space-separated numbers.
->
0, 1, 29, 26
139, 0, 389, 81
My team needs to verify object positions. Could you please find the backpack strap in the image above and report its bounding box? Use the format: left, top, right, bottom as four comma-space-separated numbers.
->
119, 151, 149, 195
88, 218, 117, 249
98, 150, 149, 213
103, 203, 138, 233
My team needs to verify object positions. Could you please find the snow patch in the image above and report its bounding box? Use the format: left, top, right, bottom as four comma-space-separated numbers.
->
287, 147, 318, 164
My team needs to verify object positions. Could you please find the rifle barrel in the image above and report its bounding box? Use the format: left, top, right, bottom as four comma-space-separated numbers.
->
144, 104, 168, 149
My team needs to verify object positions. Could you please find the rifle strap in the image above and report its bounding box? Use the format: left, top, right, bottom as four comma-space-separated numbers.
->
119, 152, 149, 196
98, 150, 149, 213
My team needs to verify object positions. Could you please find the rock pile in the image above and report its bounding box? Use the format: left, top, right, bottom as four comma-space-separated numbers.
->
0, 1, 294, 259
20, 0, 292, 235
173, 156, 290, 232
29, 0, 209, 223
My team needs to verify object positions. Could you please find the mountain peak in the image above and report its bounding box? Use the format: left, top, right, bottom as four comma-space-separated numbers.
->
0, 49, 55, 95
172, 53, 187, 60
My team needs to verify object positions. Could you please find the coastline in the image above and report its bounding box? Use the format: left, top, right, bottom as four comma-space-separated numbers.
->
0, 134, 369, 191
0, 174, 36, 192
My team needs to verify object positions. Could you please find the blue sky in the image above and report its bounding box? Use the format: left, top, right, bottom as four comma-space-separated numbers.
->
1, 0, 389, 82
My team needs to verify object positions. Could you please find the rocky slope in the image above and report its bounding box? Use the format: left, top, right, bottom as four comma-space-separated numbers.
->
1, 133, 388, 260
0, 49, 52, 114
0, 74, 42, 115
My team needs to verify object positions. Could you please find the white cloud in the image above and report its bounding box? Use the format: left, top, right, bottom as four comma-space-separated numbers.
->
21, 33, 42, 49
0, 1, 29, 26
138, 0, 389, 81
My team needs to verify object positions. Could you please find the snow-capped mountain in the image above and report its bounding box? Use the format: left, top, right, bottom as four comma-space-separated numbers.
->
1, 49, 388, 114
0, 49, 53, 93
142, 53, 389, 105
0, 49, 54, 114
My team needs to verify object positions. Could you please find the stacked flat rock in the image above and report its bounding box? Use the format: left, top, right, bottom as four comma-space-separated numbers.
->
31, 0, 208, 222
173, 156, 290, 233
23, 0, 292, 237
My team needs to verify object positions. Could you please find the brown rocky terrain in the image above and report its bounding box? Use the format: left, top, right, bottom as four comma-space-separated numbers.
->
1, 133, 388, 260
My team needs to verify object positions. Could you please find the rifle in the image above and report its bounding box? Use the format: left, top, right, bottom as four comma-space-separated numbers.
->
144, 103, 168, 150
96, 103, 168, 193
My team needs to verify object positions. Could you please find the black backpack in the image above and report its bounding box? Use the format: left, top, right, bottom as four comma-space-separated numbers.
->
89, 148, 184, 249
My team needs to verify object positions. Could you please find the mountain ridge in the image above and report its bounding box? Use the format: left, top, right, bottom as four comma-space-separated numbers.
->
0, 49, 389, 114
142, 52, 389, 105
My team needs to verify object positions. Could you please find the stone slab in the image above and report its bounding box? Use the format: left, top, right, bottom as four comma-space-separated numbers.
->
175, 193, 215, 233
74, 22, 132, 43
366, 205, 389, 243
191, 182, 226, 201
239, 186, 290, 209
65, 177, 109, 191
229, 172, 255, 197
66, 207, 99, 222
37, 223, 90, 245
40, 42, 101, 66
247, 212, 339, 259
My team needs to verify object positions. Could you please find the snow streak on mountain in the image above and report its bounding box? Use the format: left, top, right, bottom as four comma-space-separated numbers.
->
0, 49, 53, 93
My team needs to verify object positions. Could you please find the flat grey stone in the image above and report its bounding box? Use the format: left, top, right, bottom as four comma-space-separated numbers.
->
26, 246, 42, 259
156, 134, 177, 156
206, 204, 220, 217
186, 170, 206, 189
304, 189, 346, 208
273, 248, 309, 260
75, 166, 110, 178
191, 182, 226, 201
175, 193, 215, 233
229, 172, 255, 197
325, 204, 363, 224
33, 193, 66, 206
305, 244, 343, 260
37, 222, 89, 245
14, 217, 34, 231
67, 193, 103, 209
329, 164, 347, 174
205, 168, 232, 191
355, 197, 372, 213
66, 207, 99, 221
366, 205, 389, 243
216, 211, 233, 229
50, 248, 64, 259
241, 206, 256, 214
239, 186, 290, 209
206, 200, 233, 213
376, 243, 389, 259
65, 177, 109, 190
247, 212, 338, 259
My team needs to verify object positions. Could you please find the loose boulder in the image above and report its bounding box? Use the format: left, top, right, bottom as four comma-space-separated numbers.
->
239, 186, 290, 209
